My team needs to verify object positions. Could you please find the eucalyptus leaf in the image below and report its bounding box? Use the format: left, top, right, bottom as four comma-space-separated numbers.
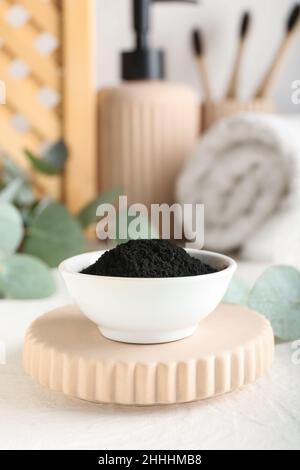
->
44, 140, 68, 171
24, 201, 85, 267
0, 254, 55, 299
29, 198, 53, 223
24, 149, 58, 175
0, 158, 35, 207
19, 201, 40, 226
0, 203, 24, 256
248, 265, 300, 341
14, 183, 35, 206
77, 187, 123, 228
0, 276, 5, 299
23, 141, 68, 176
223, 277, 250, 305
2, 158, 25, 181
0, 178, 23, 203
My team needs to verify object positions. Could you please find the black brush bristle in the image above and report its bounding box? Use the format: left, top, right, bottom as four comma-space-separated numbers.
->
192, 29, 203, 57
240, 11, 251, 39
287, 3, 300, 33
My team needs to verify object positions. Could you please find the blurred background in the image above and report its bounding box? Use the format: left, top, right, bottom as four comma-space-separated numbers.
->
97, 0, 300, 112
1, 2, 299, 451
1, 0, 300, 299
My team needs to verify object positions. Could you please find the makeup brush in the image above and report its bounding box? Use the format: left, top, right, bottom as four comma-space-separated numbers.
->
255, 3, 300, 98
192, 29, 212, 102
226, 11, 252, 99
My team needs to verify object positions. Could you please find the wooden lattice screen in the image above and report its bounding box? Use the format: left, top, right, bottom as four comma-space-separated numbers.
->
0, 0, 97, 212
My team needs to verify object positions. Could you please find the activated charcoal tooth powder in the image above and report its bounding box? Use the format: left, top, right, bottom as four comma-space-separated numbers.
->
81, 239, 218, 278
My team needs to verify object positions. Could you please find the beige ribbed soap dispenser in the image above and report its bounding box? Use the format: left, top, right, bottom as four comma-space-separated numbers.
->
98, 0, 199, 206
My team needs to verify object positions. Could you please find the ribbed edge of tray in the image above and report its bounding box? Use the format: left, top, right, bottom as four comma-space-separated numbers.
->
23, 316, 274, 405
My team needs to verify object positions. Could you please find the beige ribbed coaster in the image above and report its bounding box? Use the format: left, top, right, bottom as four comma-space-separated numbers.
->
23, 304, 274, 406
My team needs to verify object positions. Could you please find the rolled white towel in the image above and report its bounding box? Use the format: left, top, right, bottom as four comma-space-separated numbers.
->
241, 209, 300, 262
176, 113, 300, 252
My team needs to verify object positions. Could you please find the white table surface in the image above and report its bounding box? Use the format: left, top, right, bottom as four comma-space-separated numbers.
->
0, 262, 299, 450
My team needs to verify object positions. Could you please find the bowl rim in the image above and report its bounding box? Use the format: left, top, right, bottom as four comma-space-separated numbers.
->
59, 248, 237, 282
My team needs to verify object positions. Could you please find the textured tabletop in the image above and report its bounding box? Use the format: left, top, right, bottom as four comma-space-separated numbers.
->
0, 265, 300, 450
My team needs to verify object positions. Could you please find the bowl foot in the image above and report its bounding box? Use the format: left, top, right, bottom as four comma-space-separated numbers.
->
98, 325, 198, 344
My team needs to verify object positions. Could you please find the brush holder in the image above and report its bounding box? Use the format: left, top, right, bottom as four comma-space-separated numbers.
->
202, 99, 274, 132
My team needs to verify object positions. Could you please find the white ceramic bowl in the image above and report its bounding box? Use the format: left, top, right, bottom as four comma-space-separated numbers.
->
59, 249, 236, 344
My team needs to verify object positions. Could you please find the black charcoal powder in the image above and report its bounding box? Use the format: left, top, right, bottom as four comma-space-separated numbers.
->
81, 239, 218, 278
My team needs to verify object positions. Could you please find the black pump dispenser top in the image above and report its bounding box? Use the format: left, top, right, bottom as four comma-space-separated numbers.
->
121, 0, 197, 81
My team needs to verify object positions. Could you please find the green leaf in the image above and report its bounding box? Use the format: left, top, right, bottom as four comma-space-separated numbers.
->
0, 159, 35, 207
14, 183, 35, 206
248, 265, 300, 341
2, 158, 25, 181
17, 199, 45, 228
0, 178, 24, 203
28, 198, 52, 223
0, 177, 35, 207
24, 140, 68, 176
24, 149, 58, 175
24, 201, 85, 267
44, 140, 68, 171
0, 203, 24, 256
0, 254, 55, 299
77, 186, 123, 228
223, 277, 250, 305
0, 276, 5, 298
